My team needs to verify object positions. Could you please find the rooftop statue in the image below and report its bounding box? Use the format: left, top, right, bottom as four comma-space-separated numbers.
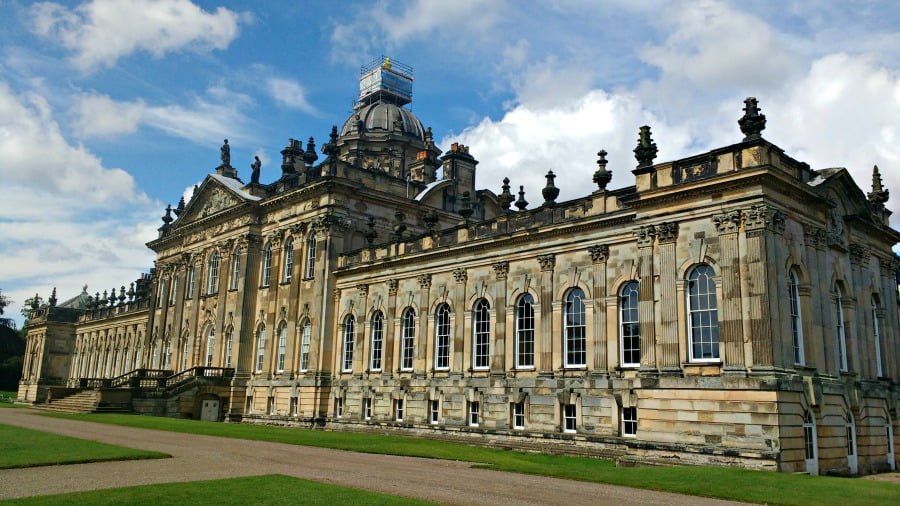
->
221, 139, 231, 166
250, 156, 261, 185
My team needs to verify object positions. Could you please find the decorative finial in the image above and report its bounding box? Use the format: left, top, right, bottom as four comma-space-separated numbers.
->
634, 126, 658, 168
175, 196, 185, 216
459, 191, 474, 222
515, 185, 529, 211
127, 282, 135, 301
393, 210, 407, 242
162, 205, 173, 225
82, 284, 88, 294
108, 288, 117, 307
868, 165, 889, 205
738, 97, 766, 141
424, 126, 433, 144
304, 136, 318, 165
365, 216, 379, 245
48, 287, 57, 307
593, 149, 612, 191
192, 184, 199, 197
95, 292, 101, 308
542, 170, 559, 206
118, 286, 126, 305
498, 177, 514, 211
423, 209, 439, 232
100, 290, 108, 307
31, 293, 40, 310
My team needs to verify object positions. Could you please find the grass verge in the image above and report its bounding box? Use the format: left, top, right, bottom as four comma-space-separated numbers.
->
40, 412, 898, 506
0, 423, 168, 469
3, 474, 433, 505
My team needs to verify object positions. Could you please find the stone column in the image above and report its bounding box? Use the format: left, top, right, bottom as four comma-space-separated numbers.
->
416, 273, 432, 375
634, 226, 656, 372
803, 224, 827, 372
356, 284, 369, 373
537, 254, 555, 374
265, 232, 284, 376
849, 244, 871, 377
588, 245, 609, 373
491, 261, 509, 374
712, 210, 744, 370
656, 223, 680, 372
741, 205, 784, 371
452, 268, 468, 373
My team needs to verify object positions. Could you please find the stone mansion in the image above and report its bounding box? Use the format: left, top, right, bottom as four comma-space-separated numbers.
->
18, 58, 899, 475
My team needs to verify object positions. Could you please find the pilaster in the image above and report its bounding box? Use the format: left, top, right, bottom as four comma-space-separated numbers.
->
656, 223, 679, 372
712, 210, 744, 370
491, 261, 509, 374
587, 245, 609, 373
634, 225, 656, 372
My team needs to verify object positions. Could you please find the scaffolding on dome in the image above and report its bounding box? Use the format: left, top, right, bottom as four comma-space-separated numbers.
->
358, 56, 414, 107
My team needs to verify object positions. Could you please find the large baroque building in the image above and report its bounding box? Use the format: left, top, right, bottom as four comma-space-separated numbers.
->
19, 58, 899, 475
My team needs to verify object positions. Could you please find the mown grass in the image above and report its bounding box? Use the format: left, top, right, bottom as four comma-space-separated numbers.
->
40, 412, 899, 506
4, 474, 434, 505
0, 423, 168, 469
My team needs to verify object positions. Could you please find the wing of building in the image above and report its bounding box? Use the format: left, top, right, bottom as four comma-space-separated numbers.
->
18, 58, 900, 476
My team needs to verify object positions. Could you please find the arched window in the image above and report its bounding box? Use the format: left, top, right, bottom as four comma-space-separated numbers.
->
169, 276, 178, 305
223, 326, 233, 368
564, 288, 586, 367
401, 308, 416, 371
276, 321, 287, 373
872, 297, 883, 378
282, 238, 294, 283
304, 234, 317, 279
834, 284, 848, 372
261, 242, 272, 287
803, 410, 818, 475
472, 299, 491, 370
255, 325, 266, 373
205, 326, 215, 367
299, 320, 311, 371
370, 311, 384, 371
207, 251, 219, 294
434, 304, 451, 370
180, 337, 189, 370
619, 281, 640, 367
229, 249, 241, 290
687, 265, 719, 362
789, 270, 804, 366
515, 294, 535, 368
342, 315, 355, 372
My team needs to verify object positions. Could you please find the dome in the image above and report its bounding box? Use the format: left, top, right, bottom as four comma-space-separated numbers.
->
340, 101, 426, 140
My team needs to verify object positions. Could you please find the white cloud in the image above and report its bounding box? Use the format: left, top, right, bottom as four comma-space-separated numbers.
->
0, 79, 159, 325
640, 0, 797, 92
30, 0, 245, 71
70, 88, 256, 145
446, 89, 694, 204
266, 77, 317, 114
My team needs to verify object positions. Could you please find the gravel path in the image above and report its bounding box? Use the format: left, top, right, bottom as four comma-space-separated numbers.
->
0, 408, 749, 505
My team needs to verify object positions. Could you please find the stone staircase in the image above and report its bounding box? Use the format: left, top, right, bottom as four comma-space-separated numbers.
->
31, 390, 132, 414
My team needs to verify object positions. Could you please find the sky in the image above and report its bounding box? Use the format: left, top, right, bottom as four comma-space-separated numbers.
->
1, 0, 899, 326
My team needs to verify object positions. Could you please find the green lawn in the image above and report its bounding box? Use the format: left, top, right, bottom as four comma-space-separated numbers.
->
4, 474, 433, 505
38, 412, 899, 506
0, 390, 17, 403
0, 423, 168, 469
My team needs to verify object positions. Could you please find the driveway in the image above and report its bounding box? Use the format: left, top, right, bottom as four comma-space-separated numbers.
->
0, 408, 749, 505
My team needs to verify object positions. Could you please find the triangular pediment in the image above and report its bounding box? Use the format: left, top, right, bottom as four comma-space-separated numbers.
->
813, 168, 872, 217
175, 174, 259, 227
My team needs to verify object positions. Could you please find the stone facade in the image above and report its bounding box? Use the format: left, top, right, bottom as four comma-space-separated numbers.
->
18, 63, 899, 475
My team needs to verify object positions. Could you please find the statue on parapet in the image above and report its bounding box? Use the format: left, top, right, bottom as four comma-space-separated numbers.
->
250, 156, 261, 185
221, 139, 231, 166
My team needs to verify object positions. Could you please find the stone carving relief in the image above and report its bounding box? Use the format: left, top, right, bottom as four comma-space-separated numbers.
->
657, 221, 679, 243
492, 261, 510, 280
587, 244, 609, 263
537, 254, 556, 271
199, 188, 240, 218
712, 210, 742, 234
634, 225, 656, 247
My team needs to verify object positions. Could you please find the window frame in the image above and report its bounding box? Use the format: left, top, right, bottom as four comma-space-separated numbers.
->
512, 401, 525, 430
276, 322, 287, 373
342, 315, 355, 372
224, 326, 233, 368
364, 397, 372, 420
260, 242, 272, 287
434, 304, 451, 371
687, 264, 720, 363
304, 234, 317, 280
369, 311, 384, 371
299, 320, 311, 372
207, 252, 219, 294
564, 288, 587, 368
401, 308, 416, 371
789, 270, 805, 366
395, 398, 405, 422
515, 294, 535, 369
563, 404, 577, 433
871, 297, 883, 378
254, 325, 266, 373
282, 237, 294, 283
619, 281, 640, 368
472, 299, 491, 370
834, 284, 848, 372
469, 401, 480, 427
229, 250, 241, 290
429, 399, 440, 425
186, 265, 196, 298
622, 406, 638, 437
205, 326, 215, 367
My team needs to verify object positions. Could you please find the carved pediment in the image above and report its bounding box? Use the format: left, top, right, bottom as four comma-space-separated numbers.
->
199, 187, 241, 218
175, 176, 252, 227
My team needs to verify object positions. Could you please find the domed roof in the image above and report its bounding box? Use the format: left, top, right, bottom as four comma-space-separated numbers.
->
340, 101, 425, 140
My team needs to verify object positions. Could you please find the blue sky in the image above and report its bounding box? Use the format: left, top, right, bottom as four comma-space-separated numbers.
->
1, 0, 899, 324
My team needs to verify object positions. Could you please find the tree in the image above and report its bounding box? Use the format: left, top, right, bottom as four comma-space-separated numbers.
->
0, 288, 9, 315
21, 295, 43, 321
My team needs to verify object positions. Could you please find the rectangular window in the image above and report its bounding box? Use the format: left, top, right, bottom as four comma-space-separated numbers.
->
335, 397, 343, 418
246, 396, 253, 415
169, 277, 178, 305
370, 313, 383, 371
283, 242, 293, 283
229, 251, 240, 290
469, 401, 480, 427
564, 289, 587, 367
563, 404, 577, 433
401, 310, 415, 371
623, 407, 637, 436
290, 397, 298, 417
835, 288, 848, 372
430, 400, 440, 424
267, 396, 276, 415
364, 398, 372, 420
473, 300, 490, 369
516, 295, 535, 368
512, 402, 525, 429
434, 305, 451, 370
395, 399, 405, 422
300, 323, 311, 371
847, 424, 855, 456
